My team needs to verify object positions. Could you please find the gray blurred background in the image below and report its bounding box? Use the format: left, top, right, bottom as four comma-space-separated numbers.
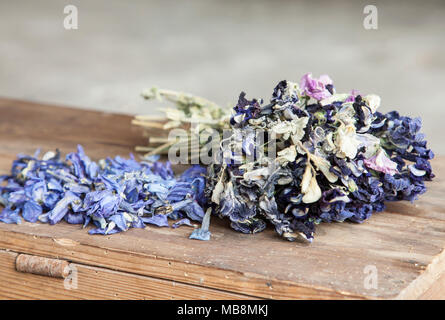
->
0, 0, 444, 153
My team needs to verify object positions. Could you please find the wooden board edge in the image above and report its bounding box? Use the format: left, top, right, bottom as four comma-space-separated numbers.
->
0, 229, 372, 300
395, 247, 445, 299
0, 249, 257, 300
0, 97, 131, 118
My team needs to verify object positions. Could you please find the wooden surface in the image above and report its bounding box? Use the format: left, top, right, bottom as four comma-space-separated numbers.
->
0, 250, 251, 300
0, 97, 444, 300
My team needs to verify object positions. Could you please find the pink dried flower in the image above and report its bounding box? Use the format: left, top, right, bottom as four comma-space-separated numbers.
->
364, 149, 399, 176
300, 73, 333, 100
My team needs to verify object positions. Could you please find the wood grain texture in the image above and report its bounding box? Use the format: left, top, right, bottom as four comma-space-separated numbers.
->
0, 250, 253, 300
0, 98, 444, 300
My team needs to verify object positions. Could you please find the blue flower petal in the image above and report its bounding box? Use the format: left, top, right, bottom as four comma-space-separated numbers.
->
141, 214, 169, 227
48, 191, 80, 224
22, 200, 42, 223
0, 207, 21, 224
172, 218, 192, 229
189, 208, 211, 241
109, 213, 128, 231
64, 212, 84, 224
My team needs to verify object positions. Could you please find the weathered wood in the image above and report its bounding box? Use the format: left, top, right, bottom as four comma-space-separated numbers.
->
0, 250, 253, 300
0, 98, 444, 299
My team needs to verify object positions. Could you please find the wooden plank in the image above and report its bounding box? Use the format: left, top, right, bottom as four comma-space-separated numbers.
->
417, 272, 445, 299
0, 98, 147, 160
0, 250, 254, 300
0, 97, 444, 299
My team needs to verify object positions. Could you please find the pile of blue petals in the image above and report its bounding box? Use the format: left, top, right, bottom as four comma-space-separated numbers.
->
0, 145, 208, 237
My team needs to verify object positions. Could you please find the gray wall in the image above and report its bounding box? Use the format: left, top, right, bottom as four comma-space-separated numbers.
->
1, 0, 444, 153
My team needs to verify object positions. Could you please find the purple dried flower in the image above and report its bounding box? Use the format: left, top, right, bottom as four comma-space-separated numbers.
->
206, 73, 434, 242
